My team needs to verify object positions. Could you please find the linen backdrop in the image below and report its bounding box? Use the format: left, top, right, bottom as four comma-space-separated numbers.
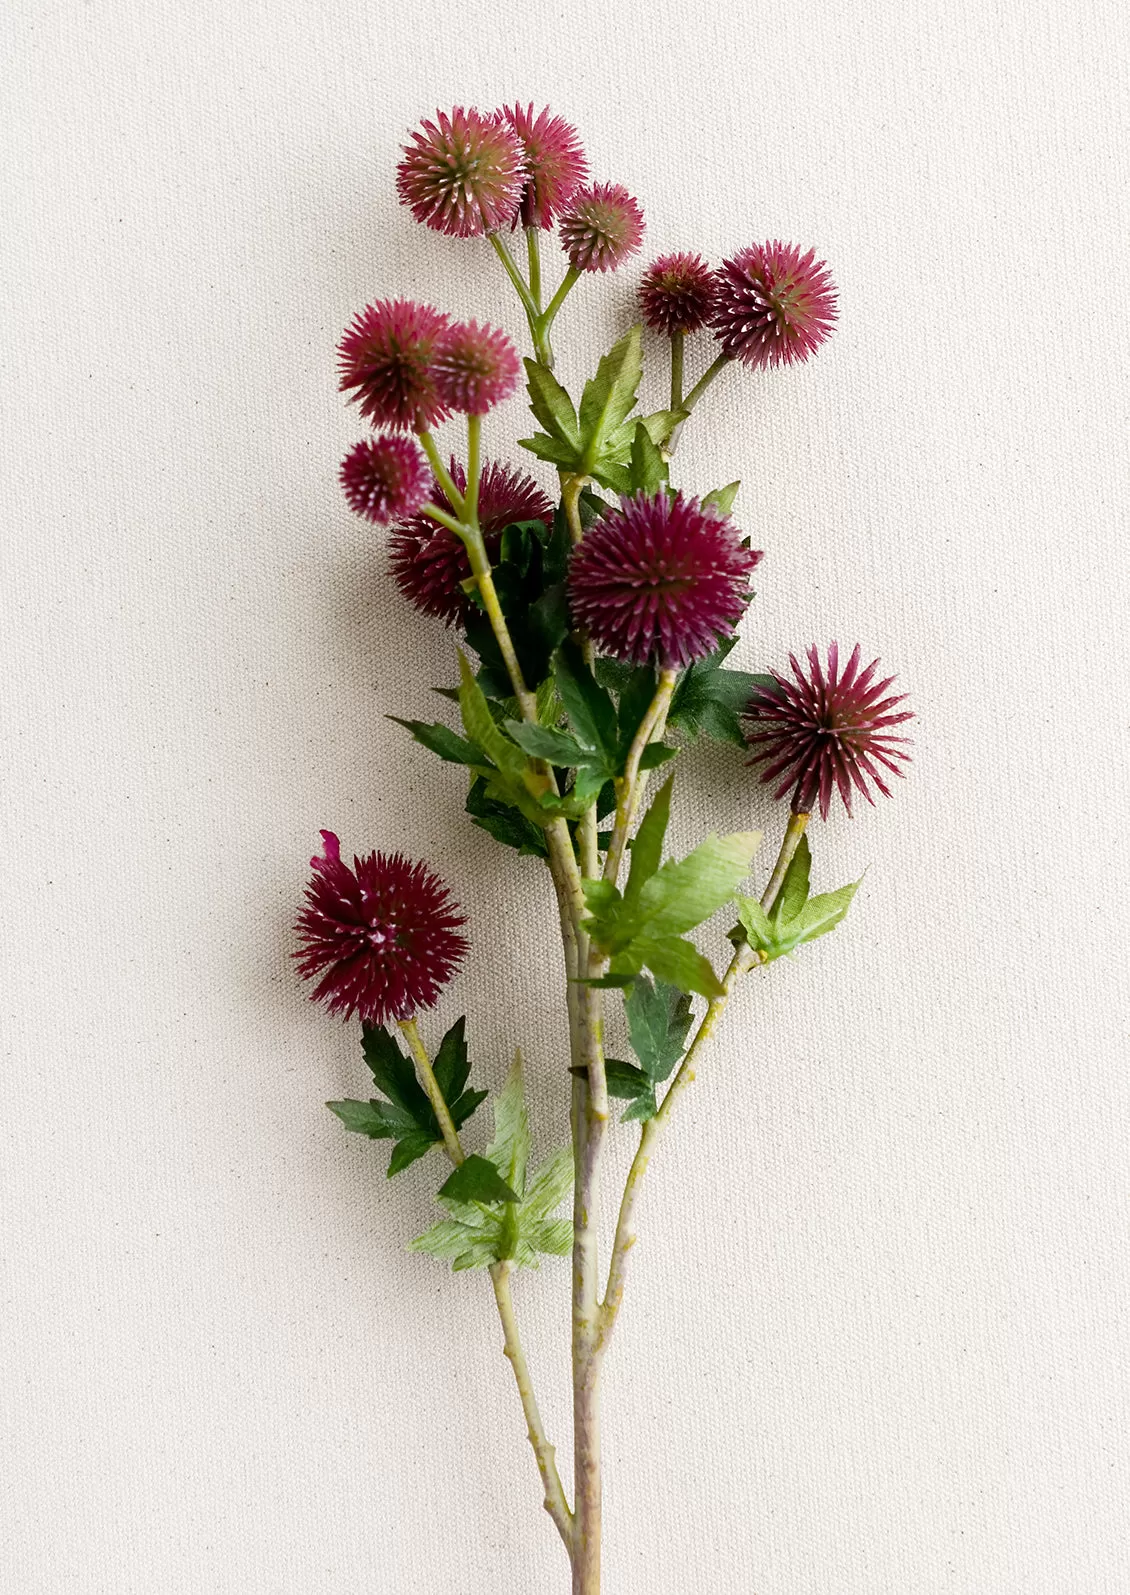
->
3, 0, 1128, 1590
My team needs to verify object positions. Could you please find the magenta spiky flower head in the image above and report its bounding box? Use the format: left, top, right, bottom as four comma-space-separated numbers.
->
433, 320, 520, 415
713, 242, 838, 368
390, 460, 552, 625
568, 491, 761, 670
340, 435, 431, 525
396, 107, 526, 238
745, 644, 913, 819
295, 832, 468, 1024
638, 252, 718, 336
499, 103, 589, 229
558, 183, 645, 273
338, 299, 451, 432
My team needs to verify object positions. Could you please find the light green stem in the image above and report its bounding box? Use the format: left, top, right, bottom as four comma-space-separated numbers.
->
488, 231, 540, 321
398, 1018, 463, 1166
670, 331, 685, 412
416, 429, 464, 514
666, 352, 732, 452
526, 227, 542, 309
601, 669, 677, 888
465, 414, 482, 529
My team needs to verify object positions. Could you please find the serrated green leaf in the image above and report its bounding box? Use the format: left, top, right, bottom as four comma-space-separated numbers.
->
637, 742, 678, 770
325, 1098, 406, 1139
624, 775, 673, 910
734, 893, 774, 950
361, 1025, 432, 1121
486, 1051, 530, 1198
449, 1087, 488, 1128
636, 408, 687, 445
579, 325, 643, 471
518, 431, 584, 469
773, 833, 811, 928
636, 830, 761, 938
505, 718, 587, 765
408, 1216, 495, 1261
387, 717, 484, 766
438, 1154, 520, 1206
633, 936, 724, 998
624, 976, 693, 1084
702, 481, 740, 515
457, 653, 528, 783
524, 358, 581, 447
465, 777, 548, 857
432, 1016, 469, 1101
628, 421, 668, 495
792, 881, 860, 943
519, 1147, 574, 1221
387, 1129, 443, 1175
453, 1239, 505, 1271
553, 643, 619, 763
620, 1091, 658, 1123
523, 1219, 573, 1257
614, 663, 660, 758
603, 1057, 649, 1098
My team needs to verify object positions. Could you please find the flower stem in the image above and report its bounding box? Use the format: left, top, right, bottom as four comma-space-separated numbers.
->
542, 265, 581, 334
526, 227, 543, 310
666, 352, 732, 452
596, 811, 807, 1348
398, 1017, 463, 1165
561, 473, 586, 545
489, 231, 540, 321
399, 1020, 573, 1553
490, 1260, 575, 1552
601, 669, 677, 887
670, 331, 685, 412
416, 429, 464, 514
465, 414, 482, 529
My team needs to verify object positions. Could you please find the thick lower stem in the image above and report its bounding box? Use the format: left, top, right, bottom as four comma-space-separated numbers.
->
571, 1350, 602, 1593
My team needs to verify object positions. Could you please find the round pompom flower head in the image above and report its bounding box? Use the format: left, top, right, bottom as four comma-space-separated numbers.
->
338, 299, 451, 432
713, 241, 838, 368
295, 832, 468, 1025
639, 252, 718, 336
558, 182, 645, 273
396, 107, 526, 238
745, 643, 914, 820
340, 435, 430, 525
568, 491, 761, 670
390, 460, 552, 625
433, 321, 520, 415
499, 103, 589, 229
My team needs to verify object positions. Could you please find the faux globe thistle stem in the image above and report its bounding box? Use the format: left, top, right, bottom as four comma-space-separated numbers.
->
464, 414, 482, 528
670, 331, 685, 411
601, 669, 677, 887
415, 430, 465, 517
398, 1016, 465, 1166
526, 227, 543, 306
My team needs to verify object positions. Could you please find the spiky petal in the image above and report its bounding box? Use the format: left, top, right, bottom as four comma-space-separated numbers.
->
338, 299, 451, 432
558, 182, 645, 274
568, 491, 761, 669
499, 103, 589, 229
639, 252, 718, 336
746, 644, 914, 819
340, 435, 431, 525
433, 321, 520, 415
396, 107, 526, 238
295, 832, 468, 1024
390, 460, 552, 624
713, 241, 838, 368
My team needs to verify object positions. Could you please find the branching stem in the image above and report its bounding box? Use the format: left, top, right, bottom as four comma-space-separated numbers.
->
601, 669, 677, 887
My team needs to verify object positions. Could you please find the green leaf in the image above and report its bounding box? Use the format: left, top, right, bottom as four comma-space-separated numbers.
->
452, 1238, 506, 1271
325, 1099, 405, 1138
667, 638, 765, 747
387, 1129, 442, 1176
361, 1024, 432, 1121
632, 936, 724, 998
636, 408, 687, 445
465, 777, 548, 857
519, 1147, 574, 1220
553, 643, 619, 764
408, 1216, 494, 1261
522, 1219, 572, 1257
486, 1051, 530, 1198
636, 830, 761, 938
388, 717, 484, 766
624, 775, 673, 909
518, 431, 584, 470
625, 976, 693, 1084
734, 894, 774, 950
432, 1016, 469, 1101
579, 325, 643, 471
702, 481, 740, 515
773, 832, 811, 927
457, 653, 528, 784
627, 420, 668, 495
524, 358, 581, 447
605, 1057, 650, 1098
792, 881, 860, 943
438, 1153, 520, 1206
505, 719, 587, 765
637, 742, 678, 770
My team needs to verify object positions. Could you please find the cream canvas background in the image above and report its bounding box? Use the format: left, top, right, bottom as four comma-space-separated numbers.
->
3, 0, 1129, 1590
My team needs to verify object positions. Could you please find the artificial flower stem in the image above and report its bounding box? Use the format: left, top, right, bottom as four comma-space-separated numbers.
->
526, 227, 543, 310
666, 352, 732, 452
488, 231, 541, 321
397, 1017, 464, 1167
601, 670, 678, 887
464, 414, 482, 530
670, 331, 685, 412
541, 264, 581, 333
416, 430, 465, 516
597, 811, 806, 1347
561, 474, 586, 545
490, 1260, 575, 1552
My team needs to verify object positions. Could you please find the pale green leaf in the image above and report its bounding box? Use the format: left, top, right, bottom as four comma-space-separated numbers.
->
519, 1147, 574, 1220
702, 481, 740, 515
773, 832, 811, 928
486, 1050, 530, 1197
523, 1219, 573, 1257
636, 830, 761, 938
624, 775, 673, 909
579, 325, 643, 470
524, 358, 580, 447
